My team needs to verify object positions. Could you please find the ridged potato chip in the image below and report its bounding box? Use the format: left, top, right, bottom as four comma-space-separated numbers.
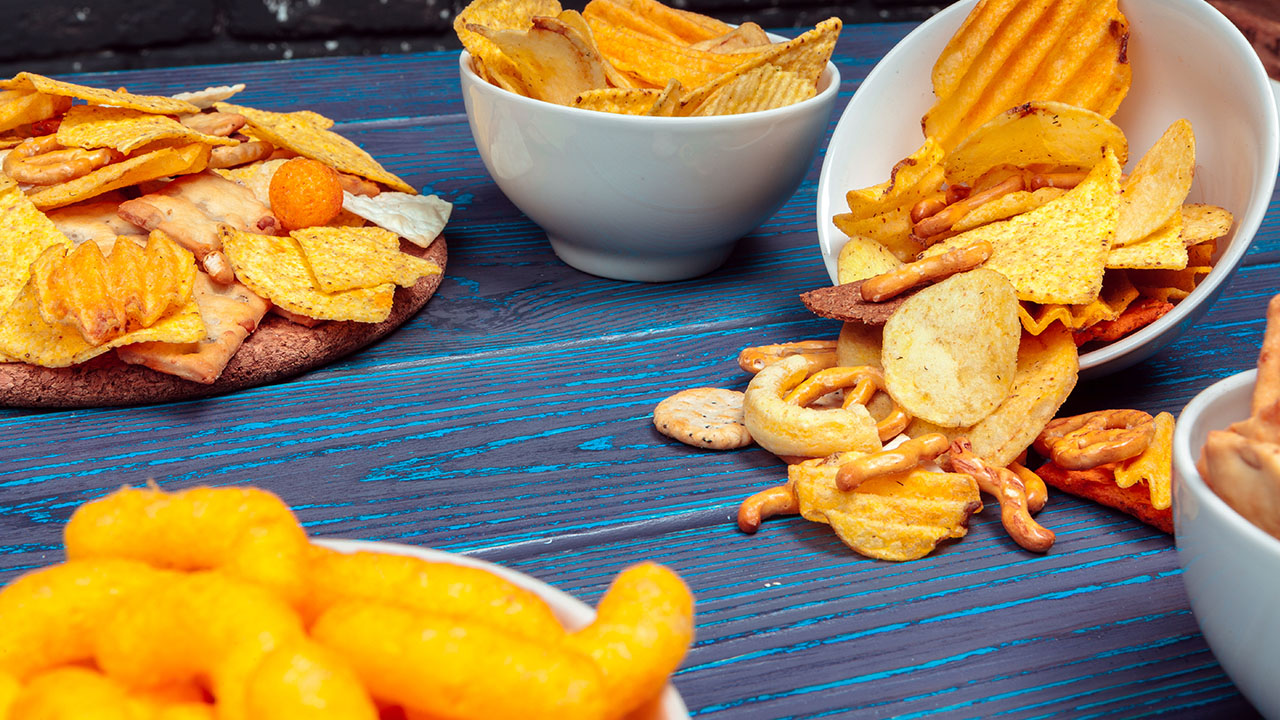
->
1018, 269, 1139, 335
293, 226, 441, 292
27, 143, 211, 211
689, 64, 814, 116
587, 0, 729, 45
0, 178, 71, 314
923, 0, 1131, 151
1115, 119, 1196, 247
791, 456, 982, 561
587, 19, 758, 89
883, 268, 1020, 427
56, 105, 238, 155
217, 102, 415, 194
925, 146, 1121, 305
221, 227, 395, 323
833, 138, 946, 262
943, 101, 1127, 187
0, 72, 201, 115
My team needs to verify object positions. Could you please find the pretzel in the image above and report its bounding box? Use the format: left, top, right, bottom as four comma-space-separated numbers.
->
737, 340, 837, 375
337, 172, 382, 198
742, 356, 882, 458
913, 175, 1024, 239
835, 432, 950, 491
910, 197, 947, 224
736, 482, 799, 533
947, 438, 1055, 552
209, 139, 275, 169
1008, 461, 1048, 514
201, 250, 236, 284
783, 365, 910, 442
1034, 409, 1155, 470
2, 135, 122, 186
859, 240, 993, 302
177, 110, 247, 137
1028, 170, 1088, 191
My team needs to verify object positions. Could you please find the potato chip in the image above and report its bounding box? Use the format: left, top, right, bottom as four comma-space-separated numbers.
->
951, 187, 1065, 233
1115, 119, 1196, 246
573, 87, 664, 114
587, 19, 759, 89
56, 106, 238, 155
0, 90, 68, 134
923, 0, 1131, 151
943, 101, 1128, 187
221, 227, 394, 323
883, 268, 1020, 427
1113, 411, 1174, 510
582, 0, 686, 46
26, 143, 211, 211
0, 72, 201, 115
1180, 203, 1233, 247
689, 65, 814, 116
836, 234, 901, 285
835, 322, 883, 370
961, 324, 1079, 467
0, 178, 71, 315
471, 16, 610, 105
216, 102, 415, 194
791, 456, 981, 561
590, 0, 729, 45
293, 227, 441, 292
0, 279, 203, 368
1108, 210, 1187, 270
456, 0, 563, 98
833, 138, 946, 262
926, 146, 1121, 305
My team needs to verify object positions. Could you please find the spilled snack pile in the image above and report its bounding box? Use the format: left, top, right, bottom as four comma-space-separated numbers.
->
455, 0, 840, 116
0, 75, 451, 385
0, 484, 695, 719
652, 0, 1194, 560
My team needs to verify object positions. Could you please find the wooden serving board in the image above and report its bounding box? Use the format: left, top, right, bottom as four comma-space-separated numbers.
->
0, 236, 446, 409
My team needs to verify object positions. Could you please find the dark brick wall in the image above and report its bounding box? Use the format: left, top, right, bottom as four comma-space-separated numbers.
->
0, 0, 954, 76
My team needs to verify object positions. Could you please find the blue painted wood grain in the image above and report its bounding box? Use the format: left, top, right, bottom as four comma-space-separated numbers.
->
0, 20, 1272, 720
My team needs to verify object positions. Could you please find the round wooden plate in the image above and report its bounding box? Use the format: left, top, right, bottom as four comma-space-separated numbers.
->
0, 236, 447, 408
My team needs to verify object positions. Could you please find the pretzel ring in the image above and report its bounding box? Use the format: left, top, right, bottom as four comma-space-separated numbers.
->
948, 438, 1055, 553
1035, 409, 1155, 470
742, 356, 882, 458
3, 135, 122, 186
835, 433, 950, 491
737, 482, 799, 533
785, 365, 911, 443
737, 340, 837, 375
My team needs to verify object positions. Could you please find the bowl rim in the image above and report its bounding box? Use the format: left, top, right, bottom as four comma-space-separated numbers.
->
814, 0, 1279, 374
314, 537, 693, 719
457, 44, 841, 127
1173, 368, 1280, 556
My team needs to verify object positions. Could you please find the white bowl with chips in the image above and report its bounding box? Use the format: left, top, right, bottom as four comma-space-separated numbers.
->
460, 49, 840, 282
816, 0, 1279, 376
320, 538, 691, 719
1173, 369, 1280, 718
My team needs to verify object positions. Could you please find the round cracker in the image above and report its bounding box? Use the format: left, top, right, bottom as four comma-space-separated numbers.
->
882, 268, 1019, 427
653, 387, 751, 450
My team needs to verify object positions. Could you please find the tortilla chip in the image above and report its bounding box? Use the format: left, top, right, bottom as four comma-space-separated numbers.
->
1180, 203, 1233, 247
1018, 269, 1139, 335
292, 226, 441, 292
217, 102, 415, 194
833, 138, 945, 262
57, 105, 238, 154
0, 72, 200, 115
0, 90, 67, 134
1107, 210, 1187, 270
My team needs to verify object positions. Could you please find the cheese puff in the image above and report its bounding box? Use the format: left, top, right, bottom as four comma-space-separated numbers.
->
244, 640, 377, 720
0, 672, 18, 719
312, 601, 609, 720
303, 546, 566, 642
565, 563, 695, 717
8, 666, 214, 720
0, 558, 170, 679
93, 571, 305, 720
65, 485, 310, 606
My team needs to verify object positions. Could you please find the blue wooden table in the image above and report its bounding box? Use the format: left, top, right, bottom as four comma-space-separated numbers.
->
2, 21, 1277, 719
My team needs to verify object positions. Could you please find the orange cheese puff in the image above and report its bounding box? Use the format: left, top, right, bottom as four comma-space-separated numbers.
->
312, 601, 609, 720
245, 641, 377, 720
0, 558, 170, 679
565, 563, 695, 717
269, 157, 345, 230
0, 672, 18, 718
93, 571, 305, 720
303, 546, 566, 642
9, 666, 214, 720
65, 485, 310, 606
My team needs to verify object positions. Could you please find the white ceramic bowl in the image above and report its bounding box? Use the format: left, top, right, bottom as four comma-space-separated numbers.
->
318, 538, 691, 719
460, 49, 840, 282
816, 0, 1279, 376
1173, 369, 1280, 717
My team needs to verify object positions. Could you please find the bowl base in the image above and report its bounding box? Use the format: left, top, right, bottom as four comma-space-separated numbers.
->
546, 233, 736, 283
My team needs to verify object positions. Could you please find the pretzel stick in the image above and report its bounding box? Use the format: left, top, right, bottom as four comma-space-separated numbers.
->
860, 240, 993, 303
1028, 170, 1087, 191
836, 433, 950, 491
910, 197, 947, 223
737, 482, 799, 533
948, 439, 1055, 552
913, 175, 1024, 238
